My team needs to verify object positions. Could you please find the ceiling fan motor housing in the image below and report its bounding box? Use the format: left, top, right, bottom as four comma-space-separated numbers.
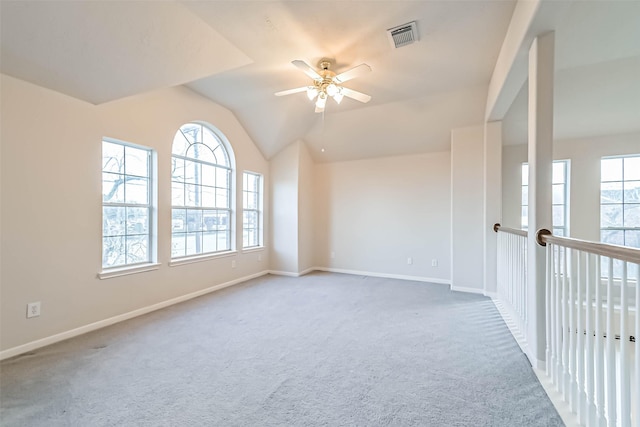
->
315, 61, 337, 92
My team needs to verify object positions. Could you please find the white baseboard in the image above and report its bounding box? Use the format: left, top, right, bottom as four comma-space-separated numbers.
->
268, 267, 320, 277
269, 266, 451, 286
0, 270, 269, 361
268, 270, 301, 277
298, 267, 316, 276
491, 299, 578, 425
491, 298, 529, 355
532, 368, 580, 427
450, 285, 485, 295
314, 266, 451, 285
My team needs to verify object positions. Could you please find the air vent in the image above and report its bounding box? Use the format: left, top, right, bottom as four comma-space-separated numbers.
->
387, 21, 419, 49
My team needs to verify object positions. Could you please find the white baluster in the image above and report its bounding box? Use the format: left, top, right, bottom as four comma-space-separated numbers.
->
516, 234, 520, 324
606, 258, 616, 426
507, 233, 512, 310
546, 243, 552, 377
577, 250, 586, 424
619, 262, 630, 427
586, 253, 596, 427
635, 264, 639, 427
595, 256, 605, 426
496, 233, 501, 297
523, 235, 527, 328
550, 244, 557, 383
511, 234, 516, 320
516, 236, 529, 331
505, 235, 508, 301
499, 233, 503, 297
556, 244, 563, 390
563, 246, 571, 400
570, 247, 578, 412
512, 234, 515, 317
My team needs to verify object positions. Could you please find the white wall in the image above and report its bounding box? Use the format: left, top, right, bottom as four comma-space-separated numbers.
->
269, 142, 300, 274
502, 131, 640, 240
315, 152, 451, 282
483, 121, 503, 295
0, 74, 269, 354
451, 125, 485, 293
297, 142, 315, 273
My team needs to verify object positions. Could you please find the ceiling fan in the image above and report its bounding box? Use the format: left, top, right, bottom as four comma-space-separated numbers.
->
275, 59, 372, 113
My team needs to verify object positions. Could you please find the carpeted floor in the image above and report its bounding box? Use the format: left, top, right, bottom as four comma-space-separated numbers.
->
0, 272, 564, 426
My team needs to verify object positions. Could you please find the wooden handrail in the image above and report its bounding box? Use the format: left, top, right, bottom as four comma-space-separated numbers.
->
536, 229, 640, 264
493, 223, 527, 237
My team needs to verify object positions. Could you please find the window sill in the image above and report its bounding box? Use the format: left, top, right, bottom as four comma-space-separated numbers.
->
98, 263, 161, 280
169, 250, 238, 267
241, 246, 265, 253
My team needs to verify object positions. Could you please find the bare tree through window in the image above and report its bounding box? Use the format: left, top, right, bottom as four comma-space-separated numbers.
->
102, 140, 152, 268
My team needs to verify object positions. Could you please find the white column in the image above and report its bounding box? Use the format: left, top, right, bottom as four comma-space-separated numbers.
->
484, 121, 502, 296
527, 31, 554, 368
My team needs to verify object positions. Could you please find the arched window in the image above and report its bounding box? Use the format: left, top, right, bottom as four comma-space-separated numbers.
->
171, 123, 233, 258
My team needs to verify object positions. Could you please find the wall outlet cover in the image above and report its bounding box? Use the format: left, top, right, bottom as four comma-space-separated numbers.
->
27, 302, 41, 318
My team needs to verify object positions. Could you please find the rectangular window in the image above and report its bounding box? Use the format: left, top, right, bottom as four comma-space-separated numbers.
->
600, 155, 640, 249
521, 160, 569, 236
102, 139, 155, 269
243, 171, 262, 248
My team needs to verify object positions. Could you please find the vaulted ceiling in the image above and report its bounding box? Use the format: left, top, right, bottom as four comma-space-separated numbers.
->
1, 1, 638, 162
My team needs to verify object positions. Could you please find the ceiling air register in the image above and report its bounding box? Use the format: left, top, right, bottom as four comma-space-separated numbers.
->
387, 21, 419, 48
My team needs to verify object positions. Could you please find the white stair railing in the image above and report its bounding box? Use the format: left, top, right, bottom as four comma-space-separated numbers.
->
495, 224, 528, 350
540, 231, 639, 427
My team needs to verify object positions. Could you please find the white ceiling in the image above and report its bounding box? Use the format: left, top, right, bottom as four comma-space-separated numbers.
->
502, 0, 640, 145
1, 1, 638, 161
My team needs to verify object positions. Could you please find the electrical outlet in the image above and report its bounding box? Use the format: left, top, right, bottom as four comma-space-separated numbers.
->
27, 302, 41, 318
330, 251, 335, 259
407, 257, 413, 265
257, 254, 262, 262
431, 259, 438, 267
231, 260, 236, 268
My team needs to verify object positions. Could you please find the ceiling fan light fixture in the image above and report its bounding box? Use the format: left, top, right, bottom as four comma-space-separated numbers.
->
276, 59, 371, 113
333, 90, 344, 104
316, 92, 327, 109
306, 86, 318, 100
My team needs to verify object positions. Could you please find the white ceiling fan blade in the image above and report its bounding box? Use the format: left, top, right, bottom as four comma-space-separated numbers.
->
341, 87, 372, 103
292, 60, 321, 80
333, 63, 371, 84
275, 86, 308, 96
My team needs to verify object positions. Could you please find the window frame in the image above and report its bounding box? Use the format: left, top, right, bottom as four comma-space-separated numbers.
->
100, 138, 158, 277
170, 122, 235, 261
242, 171, 263, 249
600, 154, 640, 249
521, 160, 570, 236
